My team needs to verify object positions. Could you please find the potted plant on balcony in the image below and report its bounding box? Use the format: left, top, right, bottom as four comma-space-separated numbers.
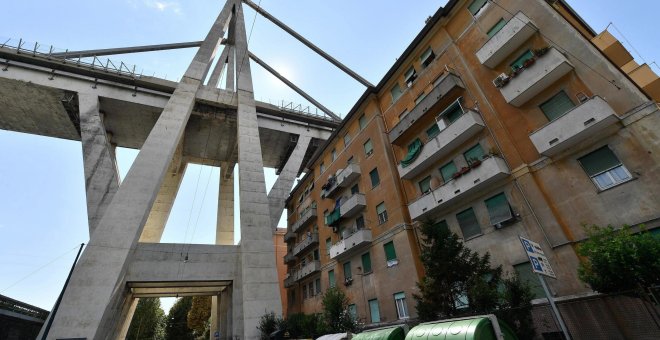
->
452, 171, 463, 180
534, 47, 549, 57
458, 166, 471, 176
522, 57, 536, 68
468, 158, 482, 168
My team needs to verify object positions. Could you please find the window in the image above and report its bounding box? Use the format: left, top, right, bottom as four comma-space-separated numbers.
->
369, 168, 380, 188
319, 162, 325, 174
331, 148, 337, 162
364, 139, 373, 156
436, 99, 464, 131
303, 284, 308, 299
361, 252, 372, 273
391, 83, 403, 103
457, 207, 482, 239
376, 202, 388, 224
343, 261, 352, 281
420, 46, 436, 68
313, 249, 320, 261
426, 123, 441, 139
359, 114, 367, 130
369, 299, 381, 323
468, 0, 488, 16
510, 49, 534, 71
328, 270, 336, 288
540, 91, 576, 122
440, 161, 458, 182
348, 304, 357, 319
419, 176, 432, 194
309, 282, 315, 297
454, 287, 469, 310
326, 237, 332, 255
487, 18, 507, 38
514, 262, 545, 299
404, 66, 417, 86
578, 146, 632, 190
394, 292, 409, 319
485, 193, 514, 226
415, 92, 427, 105
384, 241, 397, 264
356, 215, 365, 230
343, 134, 352, 147
433, 220, 450, 233
464, 144, 485, 164
347, 156, 354, 164
315, 278, 322, 294
351, 184, 359, 195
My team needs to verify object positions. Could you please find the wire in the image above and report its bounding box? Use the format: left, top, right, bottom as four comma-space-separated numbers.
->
0, 244, 82, 294
608, 22, 647, 65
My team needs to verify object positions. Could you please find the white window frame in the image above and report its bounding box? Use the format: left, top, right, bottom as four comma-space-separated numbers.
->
394, 292, 409, 319
590, 164, 632, 190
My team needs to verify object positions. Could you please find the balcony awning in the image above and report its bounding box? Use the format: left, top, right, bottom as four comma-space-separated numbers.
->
325, 209, 341, 226
400, 138, 423, 168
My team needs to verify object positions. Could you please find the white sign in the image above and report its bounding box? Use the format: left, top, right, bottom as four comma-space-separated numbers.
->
519, 236, 556, 278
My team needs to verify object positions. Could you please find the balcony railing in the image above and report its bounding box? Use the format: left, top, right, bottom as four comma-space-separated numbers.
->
398, 110, 485, 180
498, 47, 573, 107
322, 163, 361, 198
284, 260, 322, 288
409, 157, 510, 221
284, 230, 296, 243
339, 193, 366, 219
292, 233, 319, 257
283, 252, 296, 264
330, 229, 373, 259
389, 72, 465, 143
529, 96, 619, 156
476, 12, 538, 68
290, 208, 317, 233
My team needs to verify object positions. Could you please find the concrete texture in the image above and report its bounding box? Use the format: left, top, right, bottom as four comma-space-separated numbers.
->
217, 167, 235, 245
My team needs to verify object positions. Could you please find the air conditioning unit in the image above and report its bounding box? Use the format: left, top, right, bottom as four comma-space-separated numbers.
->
492, 73, 509, 88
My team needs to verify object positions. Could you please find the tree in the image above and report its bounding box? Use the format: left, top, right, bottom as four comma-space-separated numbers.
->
257, 311, 284, 340
497, 273, 535, 339
321, 287, 360, 333
577, 225, 660, 293
187, 296, 211, 336
126, 298, 166, 340
165, 297, 195, 340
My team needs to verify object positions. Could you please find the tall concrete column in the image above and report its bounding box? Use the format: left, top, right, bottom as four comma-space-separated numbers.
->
268, 135, 311, 230
232, 1, 282, 338
79, 93, 120, 236
114, 296, 139, 340
211, 295, 220, 340
43, 3, 235, 338
217, 167, 235, 245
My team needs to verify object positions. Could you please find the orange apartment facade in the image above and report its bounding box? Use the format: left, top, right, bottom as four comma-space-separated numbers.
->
281, 0, 660, 329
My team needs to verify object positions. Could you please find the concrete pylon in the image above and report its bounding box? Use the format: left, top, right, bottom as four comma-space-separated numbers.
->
42, 2, 235, 338
268, 135, 311, 230
79, 93, 120, 236
217, 166, 235, 245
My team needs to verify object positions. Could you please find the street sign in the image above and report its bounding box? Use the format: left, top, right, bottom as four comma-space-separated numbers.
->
519, 236, 556, 278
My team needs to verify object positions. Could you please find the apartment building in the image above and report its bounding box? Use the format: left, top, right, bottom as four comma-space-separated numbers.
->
281, 0, 660, 328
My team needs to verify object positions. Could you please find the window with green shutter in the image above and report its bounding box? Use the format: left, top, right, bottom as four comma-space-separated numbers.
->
433, 220, 450, 233
540, 91, 576, 122
328, 269, 336, 288
420, 46, 436, 68
578, 146, 632, 190
376, 202, 388, 224
325, 237, 332, 255
437, 99, 464, 125
384, 241, 397, 261
485, 193, 513, 226
487, 18, 507, 38
426, 123, 441, 139
343, 261, 352, 280
440, 161, 458, 182
359, 114, 367, 130
419, 176, 432, 194
510, 49, 534, 71
391, 83, 403, 103
456, 207, 482, 239
369, 168, 380, 188
369, 299, 381, 323
468, 0, 488, 15
514, 262, 545, 298
364, 139, 373, 156
361, 252, 372, 273
464, 144, 485, 164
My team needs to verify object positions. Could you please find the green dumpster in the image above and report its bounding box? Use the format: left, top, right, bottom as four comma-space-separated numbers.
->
353, 326, 406, 340
404, 316, 517, 340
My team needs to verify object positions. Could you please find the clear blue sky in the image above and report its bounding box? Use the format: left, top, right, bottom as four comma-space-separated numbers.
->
1, 0, 659, 314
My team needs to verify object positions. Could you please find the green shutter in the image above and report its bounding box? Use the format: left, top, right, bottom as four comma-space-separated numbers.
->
419, 176, 432, 193
438, 99, 464, 124
328, 270, 336, 288
426, 123, 441, 139
433, 220, 449, 233
400, 138, 423, 168
384, 241, 397, 261
579, 146, 621, 176
487, 18, 507, 38
359, 114, 367, 130
361, 252, 372, 273
325, 238, 332, 255
540, 91, 576, 121
343, 262, 352, 279
394, 292, 405, 300
468, 0, 488, 15
364, 139, 373, 154
440, 162, 458, 182
456, 208, 481, 239
464, 144, 485, 163
510, 49, 534, 70
376, 202, 386, 215
485, 193, 512, 225
514, 263, 545, 299
391, 84, 403, 103
369, 168, 380, 187
369, 299, 381, 323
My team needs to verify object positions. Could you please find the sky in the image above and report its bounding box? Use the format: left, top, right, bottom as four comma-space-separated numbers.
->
1, 0, 659, 315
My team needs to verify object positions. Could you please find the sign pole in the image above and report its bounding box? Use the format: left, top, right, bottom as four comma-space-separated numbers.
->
538, 274, 571, 340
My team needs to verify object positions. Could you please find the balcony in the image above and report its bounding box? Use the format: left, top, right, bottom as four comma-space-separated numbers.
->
476, 12, 538, 68
290, 208, 317, 233
322, 163, 362, 198
389, 72, 465, 143
339, 193, 366, 219
398, 110, 485, 180
409, 157, 510, 221
499, 47, 574, 107
283, 252, 296, 264
292, 233, 319, 257
283, 230, 296, 243
330, 229, 373, 259
284, 260, 322, 288
529, 96, 619, 156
